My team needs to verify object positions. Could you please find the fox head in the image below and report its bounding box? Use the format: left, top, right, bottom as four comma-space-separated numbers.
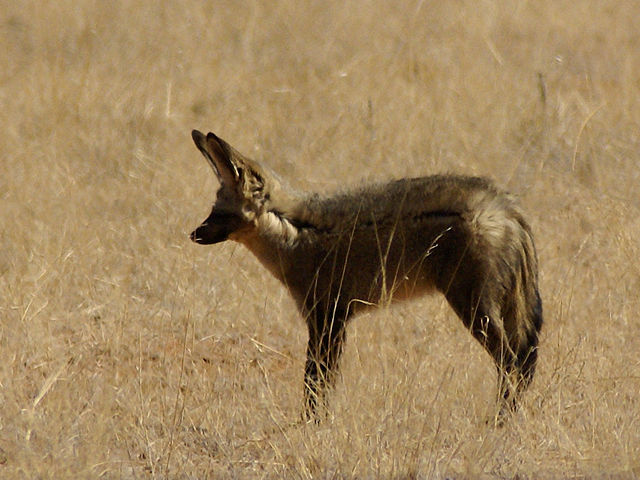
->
190, 130, 274, 245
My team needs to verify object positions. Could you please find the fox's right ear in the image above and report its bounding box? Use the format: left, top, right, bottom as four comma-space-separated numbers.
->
191, 130, 239, 186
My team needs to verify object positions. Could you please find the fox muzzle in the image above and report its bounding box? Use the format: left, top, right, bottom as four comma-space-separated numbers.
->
190, 212, 244, 245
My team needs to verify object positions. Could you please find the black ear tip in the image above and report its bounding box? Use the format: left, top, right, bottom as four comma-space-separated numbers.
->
192, 130, 205, 143
206, 132, 220, 142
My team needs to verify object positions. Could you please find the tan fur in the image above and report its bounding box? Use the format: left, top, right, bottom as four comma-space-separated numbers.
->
189, 130, 543, 423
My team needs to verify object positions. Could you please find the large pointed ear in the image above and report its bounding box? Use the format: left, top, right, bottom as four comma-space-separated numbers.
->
191, 130, 239, 186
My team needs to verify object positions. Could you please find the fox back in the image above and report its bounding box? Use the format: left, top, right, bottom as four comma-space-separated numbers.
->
189, 130, 543, 423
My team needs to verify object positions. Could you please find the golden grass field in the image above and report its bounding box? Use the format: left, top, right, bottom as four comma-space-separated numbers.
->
1, 1, 640, 478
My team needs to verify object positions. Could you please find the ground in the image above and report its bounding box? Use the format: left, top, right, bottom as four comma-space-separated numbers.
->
1, 1, 639, 478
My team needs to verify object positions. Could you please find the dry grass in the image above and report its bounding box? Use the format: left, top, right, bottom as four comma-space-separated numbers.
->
1, 1, 640, 478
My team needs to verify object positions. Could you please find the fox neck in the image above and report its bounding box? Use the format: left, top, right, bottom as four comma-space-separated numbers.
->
234, 205, 307, 286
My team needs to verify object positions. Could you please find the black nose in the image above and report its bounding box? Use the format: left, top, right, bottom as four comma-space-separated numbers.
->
190, 224, 227, 245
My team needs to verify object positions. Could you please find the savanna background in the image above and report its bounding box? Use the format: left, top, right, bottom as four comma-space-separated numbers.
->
1, 1, 639, 478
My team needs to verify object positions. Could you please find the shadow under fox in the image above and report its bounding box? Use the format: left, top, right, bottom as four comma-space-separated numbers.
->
189, 130, 543, 422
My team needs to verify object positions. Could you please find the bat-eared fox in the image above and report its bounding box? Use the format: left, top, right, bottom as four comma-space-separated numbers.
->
189, 130, 542, 424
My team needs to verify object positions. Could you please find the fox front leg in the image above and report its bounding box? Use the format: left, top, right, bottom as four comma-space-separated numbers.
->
302, 308, 348, 421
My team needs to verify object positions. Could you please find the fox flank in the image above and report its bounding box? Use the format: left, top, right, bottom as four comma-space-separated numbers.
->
189, 130, 543, 424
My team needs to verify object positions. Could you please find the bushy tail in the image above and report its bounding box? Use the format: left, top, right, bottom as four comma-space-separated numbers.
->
518, 289, 543, 389
512, 220, 544, 390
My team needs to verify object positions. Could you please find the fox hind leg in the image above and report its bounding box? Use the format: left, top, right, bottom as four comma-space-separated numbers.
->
442, 277, 525, 421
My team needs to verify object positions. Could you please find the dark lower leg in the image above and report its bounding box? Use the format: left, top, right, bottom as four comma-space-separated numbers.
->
467, 312, 523, 419
302, 313, 346, 420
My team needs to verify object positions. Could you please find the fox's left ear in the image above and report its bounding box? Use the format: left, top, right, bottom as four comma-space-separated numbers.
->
191, 130, 239, 186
